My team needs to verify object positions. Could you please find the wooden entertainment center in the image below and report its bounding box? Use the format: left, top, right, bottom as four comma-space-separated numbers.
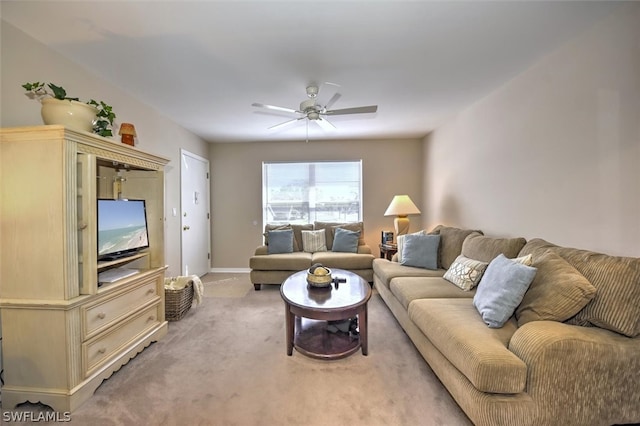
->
0, 125, 170, 411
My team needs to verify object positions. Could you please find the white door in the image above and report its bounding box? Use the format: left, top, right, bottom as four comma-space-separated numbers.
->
180, 149, 211, 276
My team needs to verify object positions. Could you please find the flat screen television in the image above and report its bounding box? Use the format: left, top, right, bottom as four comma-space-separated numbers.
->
97, 199, 150, 261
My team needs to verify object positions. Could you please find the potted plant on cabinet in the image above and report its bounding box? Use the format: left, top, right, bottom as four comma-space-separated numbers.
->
22, 82, 116, 137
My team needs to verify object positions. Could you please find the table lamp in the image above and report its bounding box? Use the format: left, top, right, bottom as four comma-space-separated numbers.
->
384, 195, 421, 237
119, 123, 137, 146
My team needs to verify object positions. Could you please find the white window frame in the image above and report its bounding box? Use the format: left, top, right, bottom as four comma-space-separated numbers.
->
262, 160, 363, 226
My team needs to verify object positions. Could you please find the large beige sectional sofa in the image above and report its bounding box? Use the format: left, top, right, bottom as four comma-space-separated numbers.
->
374, 225, 640, 426
250, 221, 375, 290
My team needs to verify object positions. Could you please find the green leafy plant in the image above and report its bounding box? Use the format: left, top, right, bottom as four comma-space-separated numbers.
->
22, 82, 116, 137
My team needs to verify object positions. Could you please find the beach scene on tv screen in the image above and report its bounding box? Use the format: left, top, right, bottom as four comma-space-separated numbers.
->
98, 201, 148, 256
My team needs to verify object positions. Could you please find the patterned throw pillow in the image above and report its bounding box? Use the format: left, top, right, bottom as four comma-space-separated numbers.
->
301, 229, 327, 253
443, 255, 489, 291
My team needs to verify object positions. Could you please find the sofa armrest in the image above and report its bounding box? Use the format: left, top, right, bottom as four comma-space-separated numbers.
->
357, 244, 372, 255
254, 245, 268, 255
509, 320, 640, 425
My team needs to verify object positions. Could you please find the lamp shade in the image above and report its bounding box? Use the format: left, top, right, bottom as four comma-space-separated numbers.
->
118, 123, 137, 136
384, 195, 421, 217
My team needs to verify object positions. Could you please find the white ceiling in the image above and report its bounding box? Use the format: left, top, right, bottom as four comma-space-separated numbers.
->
1, 1, 619, 143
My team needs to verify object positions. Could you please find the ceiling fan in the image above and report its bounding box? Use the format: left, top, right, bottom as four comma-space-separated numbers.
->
252, 84, 378, 131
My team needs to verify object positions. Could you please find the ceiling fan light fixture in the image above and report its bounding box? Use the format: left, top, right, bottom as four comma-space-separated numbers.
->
308, 111, 320, 120
306, 85, 319, 98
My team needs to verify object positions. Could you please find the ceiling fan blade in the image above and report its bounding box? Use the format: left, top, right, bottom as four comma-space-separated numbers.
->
324, 92, 342, 110
268, 116, 305, 130
314, 117, 336, 131
252, 102, 299, 114
325, 105, 378, 115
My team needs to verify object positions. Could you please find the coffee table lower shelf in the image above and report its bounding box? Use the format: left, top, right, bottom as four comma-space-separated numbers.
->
294, 318, 361, 360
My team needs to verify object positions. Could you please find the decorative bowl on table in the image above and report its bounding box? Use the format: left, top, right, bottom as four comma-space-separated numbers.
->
307, 264, 332, 288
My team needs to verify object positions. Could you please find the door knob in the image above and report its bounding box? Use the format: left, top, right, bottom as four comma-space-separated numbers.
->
183, 225, 190, 231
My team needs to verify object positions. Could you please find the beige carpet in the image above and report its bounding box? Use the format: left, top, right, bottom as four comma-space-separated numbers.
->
202, 273, 254, 298
3, 273, 472, 426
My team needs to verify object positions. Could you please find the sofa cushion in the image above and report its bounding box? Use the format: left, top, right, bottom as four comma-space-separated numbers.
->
443, 255, 489, 291
267, 229, 294, 254
521, 238, 640, 337
312, 251, 374, 270
518, 238, 558, 260
249, 252, 312, 271
332, 228, 360, 253
462, 233, 527, 262
473, 254, 537, 328
558, 246, 640, 337
302, 229, 327, 252
430, 225, 483, 269
372, 258, 445, 290
390, 277, 475, 309
313, 221, 364, 249
400, 234, 440, 269
408, 298, 526, 394
516, 251, 596, 326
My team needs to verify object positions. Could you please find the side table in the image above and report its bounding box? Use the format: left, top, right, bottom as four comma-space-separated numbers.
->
379, 243, 398, 260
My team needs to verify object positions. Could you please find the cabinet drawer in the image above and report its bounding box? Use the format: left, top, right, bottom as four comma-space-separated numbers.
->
83, 304, 160, 376
82, 278, 159, 339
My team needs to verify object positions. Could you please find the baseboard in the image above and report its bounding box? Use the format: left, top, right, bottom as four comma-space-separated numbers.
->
209, 268, 251, 274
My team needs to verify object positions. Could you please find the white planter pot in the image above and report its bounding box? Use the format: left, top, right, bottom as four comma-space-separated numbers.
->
40, 98, 97, 133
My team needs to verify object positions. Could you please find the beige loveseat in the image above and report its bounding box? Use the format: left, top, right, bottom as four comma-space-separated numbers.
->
250, 221, 375, 290
374, 225, 640, 426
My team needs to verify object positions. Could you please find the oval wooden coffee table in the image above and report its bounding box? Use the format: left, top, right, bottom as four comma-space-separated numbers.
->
280, 269, 372, 360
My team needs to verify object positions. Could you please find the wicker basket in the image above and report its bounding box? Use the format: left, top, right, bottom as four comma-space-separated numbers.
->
165, 281, 194, 321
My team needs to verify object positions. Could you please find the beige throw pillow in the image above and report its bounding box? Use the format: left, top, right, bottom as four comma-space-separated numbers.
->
516, 251, 596, 327
301, 229, 327, 253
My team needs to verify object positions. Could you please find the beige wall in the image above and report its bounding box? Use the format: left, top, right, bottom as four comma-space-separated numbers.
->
1, 22, 210, 277
423, 3, 640, 257
209, 138, 423, 269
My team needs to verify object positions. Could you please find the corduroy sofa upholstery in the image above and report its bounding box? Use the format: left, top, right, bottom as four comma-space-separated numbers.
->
250, 221, 375, 290
373, 225, 640, 426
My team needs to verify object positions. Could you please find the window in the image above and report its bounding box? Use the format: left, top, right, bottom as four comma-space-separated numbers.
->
263, 161, 362, 225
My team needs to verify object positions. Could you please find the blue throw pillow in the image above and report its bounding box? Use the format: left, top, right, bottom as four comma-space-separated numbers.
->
473, 254, 538, 328
400, 234, 440, 269
332, 228, 360, 253
267, 229, 294, 254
